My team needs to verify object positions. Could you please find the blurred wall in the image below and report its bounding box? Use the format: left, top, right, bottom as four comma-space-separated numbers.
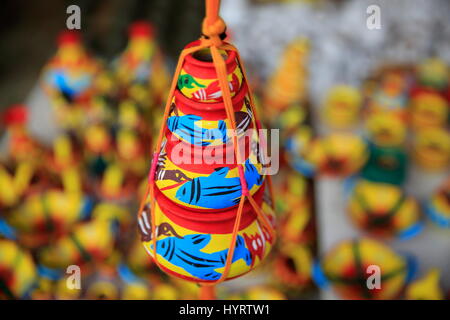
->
0, 0, 205, 109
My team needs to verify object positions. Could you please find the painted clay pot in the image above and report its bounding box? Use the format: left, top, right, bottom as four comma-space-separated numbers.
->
138, 187, 275, 283
305, 133, 368, 177
313, 238, 410, 300
322, 85, 362, 129
168, 82, 254, 147
0, 240, 37, 299
155, 130, 265, 210
365, 71, 410, 122
425, 178, 450, 231
116, 21, 155, 86
177, 40, 243, 103
41, 30, 102, 104
409, 88, 448, 131
361, 113, 408, 186
413, 128, 450, 171
347, 180, 422, 239
7, 190, 93, 248
416, 58, 448, 92
284, 125, 316, 177
405, 269, 445, 300
39, 219, 116, 270
273, 243, 312, 288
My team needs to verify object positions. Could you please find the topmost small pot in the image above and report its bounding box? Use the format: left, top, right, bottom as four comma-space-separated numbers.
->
177, 40, 244, 103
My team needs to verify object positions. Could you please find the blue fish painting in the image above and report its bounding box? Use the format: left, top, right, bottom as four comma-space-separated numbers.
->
175, 159, 263, 209
167, 114, 227, 146
152, 234, 252, 280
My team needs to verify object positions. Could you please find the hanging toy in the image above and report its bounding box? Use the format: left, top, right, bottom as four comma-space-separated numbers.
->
41, 30, 102, 105
0, 240, 37, 299
347, 179, 423, 239
137, 0, 276, 291
313, 238, 413, 300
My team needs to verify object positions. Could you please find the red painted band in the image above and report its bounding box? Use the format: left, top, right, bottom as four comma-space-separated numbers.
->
173, 82, 248, 118
182, 40, 238, 79
154, 184, 265, 234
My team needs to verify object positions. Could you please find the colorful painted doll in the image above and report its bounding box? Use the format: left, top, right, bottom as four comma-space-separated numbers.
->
425, 177, 450, 231
305, 133, 368, 178
1, 104, 42, 163
365, 70, 411, 121
347, 179, 422, 239
416, 58, 448, 93
405, 268, 444, 300
409, 88, 448, 131
273, 243, 312, 289
322, 85, 362, 129
313, 238, 411, 300
412, 127, 449, 171
41, 30, 102, 104
6, 190, 93, 248
263, 38, 309, 115
115, 21, 170, 106
38, 218, 116, 270
235, 286, 286, 300
125, 237, 154, 276
94, 163, 139, 203
118, 264, 151, 300
0, 240, 37, 299
360, 112, 408, 186
41, 30, 101, 103
0, 158, 47, 213
278, 173, 312, 244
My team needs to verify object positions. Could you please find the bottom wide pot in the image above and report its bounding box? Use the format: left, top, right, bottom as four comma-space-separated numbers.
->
138, 187, 275, 283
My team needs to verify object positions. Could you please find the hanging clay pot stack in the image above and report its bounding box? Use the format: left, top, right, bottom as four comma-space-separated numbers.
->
138, 0, 276, 286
